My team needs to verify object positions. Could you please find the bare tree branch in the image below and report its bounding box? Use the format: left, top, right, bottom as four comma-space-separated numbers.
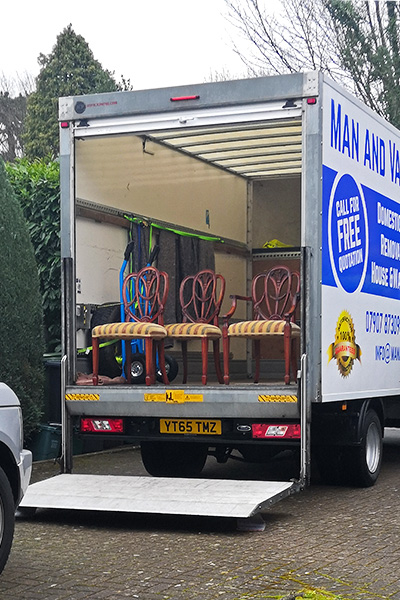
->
0, 93, 26, 161
0, 72, 35, 96
223, 0, 400, 127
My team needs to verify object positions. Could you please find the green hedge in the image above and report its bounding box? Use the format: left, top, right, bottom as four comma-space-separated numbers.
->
0, 159, 44, 437
6, 158, 60, 352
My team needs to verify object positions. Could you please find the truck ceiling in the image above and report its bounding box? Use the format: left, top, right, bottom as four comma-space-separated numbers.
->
143, 118, 302, 179
73, 115, 303, 181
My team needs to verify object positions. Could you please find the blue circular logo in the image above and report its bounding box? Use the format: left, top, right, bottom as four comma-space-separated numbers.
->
328, 174, 368, 293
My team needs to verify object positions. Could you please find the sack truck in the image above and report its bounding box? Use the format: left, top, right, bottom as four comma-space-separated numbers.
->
20, 72, 400, 525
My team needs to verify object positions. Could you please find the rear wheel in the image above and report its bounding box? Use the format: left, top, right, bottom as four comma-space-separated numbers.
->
125, 353, 146, 385
316, 409, 383, 487
140, 441, 207, 477
156, 354, 179, 383
344, 409, 383, 487
0, 467, 15, 574
125, 353, 179, 385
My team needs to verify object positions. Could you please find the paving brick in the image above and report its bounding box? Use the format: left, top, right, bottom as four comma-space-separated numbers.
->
5, 437, 400, 600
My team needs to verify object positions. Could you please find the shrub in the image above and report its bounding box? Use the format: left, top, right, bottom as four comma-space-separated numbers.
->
0, 159, 44, 437
5, 158, 60, 352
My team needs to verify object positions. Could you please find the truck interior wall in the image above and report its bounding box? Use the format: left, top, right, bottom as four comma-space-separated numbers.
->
252, 178, 301, 248
75, 136, 248, 243
76, 218, 126, 306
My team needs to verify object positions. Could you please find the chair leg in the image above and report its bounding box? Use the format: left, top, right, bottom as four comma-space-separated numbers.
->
222, 330, 230, 385
182, 341, 188, 384
157, 341, 169, 385
125, 340, 132, 384
284, 325, 291, 385
213, 339, 224, 384
92, 337, 99, 386
145, 338, 155, 386
254, 339, 261, 384
201, 338, 209, 385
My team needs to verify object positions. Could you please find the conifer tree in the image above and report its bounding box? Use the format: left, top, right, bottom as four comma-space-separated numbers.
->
0, 159, 44, 436
24, 24, 118, 158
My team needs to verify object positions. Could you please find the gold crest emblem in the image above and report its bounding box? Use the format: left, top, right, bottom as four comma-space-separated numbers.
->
327, 310, 361, 377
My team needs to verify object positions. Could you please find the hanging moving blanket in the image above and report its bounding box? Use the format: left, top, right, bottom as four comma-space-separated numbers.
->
157, 229, 215, 324
124, 215, 217, 324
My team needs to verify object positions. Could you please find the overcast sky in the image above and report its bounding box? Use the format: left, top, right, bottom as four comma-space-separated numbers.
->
1, 0, 259, 91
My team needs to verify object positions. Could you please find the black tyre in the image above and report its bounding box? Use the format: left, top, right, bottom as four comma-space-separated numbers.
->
125, 353, 146, 385
140, 441, 208, 477
344, 409, 383, 487
0, 467, 15, 574
316, 409, 383, 487
90, 304, 122, 378
156, 354, 179, 383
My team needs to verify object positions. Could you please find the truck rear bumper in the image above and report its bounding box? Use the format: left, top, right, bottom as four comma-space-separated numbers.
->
65, 384, 300, 420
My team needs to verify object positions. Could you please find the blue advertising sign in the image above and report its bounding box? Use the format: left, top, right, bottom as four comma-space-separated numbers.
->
323, 170, 400, 299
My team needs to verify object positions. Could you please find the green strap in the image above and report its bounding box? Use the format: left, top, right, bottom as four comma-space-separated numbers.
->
149, 223, 153, 256
77, 339, 119, 354
123, 214, 223, 243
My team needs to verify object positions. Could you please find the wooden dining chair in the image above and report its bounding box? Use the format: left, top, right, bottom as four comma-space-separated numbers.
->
165, 270, 225, 385
92, 266, 169, 386
222, 266, 300, 385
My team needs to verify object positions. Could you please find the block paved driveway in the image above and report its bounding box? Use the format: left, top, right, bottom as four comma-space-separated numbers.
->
2, 429, 400, 600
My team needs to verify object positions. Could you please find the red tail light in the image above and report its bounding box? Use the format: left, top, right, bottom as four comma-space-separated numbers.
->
81, 418, 124, 433
252, 423, 301, 439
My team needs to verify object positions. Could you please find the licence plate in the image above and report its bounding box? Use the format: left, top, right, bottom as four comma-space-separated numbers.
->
160, 418, 221, 435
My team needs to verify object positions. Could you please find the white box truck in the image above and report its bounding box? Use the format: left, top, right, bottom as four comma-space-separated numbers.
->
21, 72, 400, 519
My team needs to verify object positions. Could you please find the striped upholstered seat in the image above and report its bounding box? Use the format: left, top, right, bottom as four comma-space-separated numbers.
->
165, 323, 221, 339
228, 320, 300, 337
92, 322, 167, 341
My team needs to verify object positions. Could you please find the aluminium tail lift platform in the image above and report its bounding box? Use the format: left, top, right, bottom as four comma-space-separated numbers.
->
20, 357, 308, 526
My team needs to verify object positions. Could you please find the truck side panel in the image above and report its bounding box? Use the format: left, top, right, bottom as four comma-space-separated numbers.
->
321, 78, 400, 402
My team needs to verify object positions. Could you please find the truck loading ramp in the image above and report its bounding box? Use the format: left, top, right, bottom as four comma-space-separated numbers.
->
19, 474, 296, 519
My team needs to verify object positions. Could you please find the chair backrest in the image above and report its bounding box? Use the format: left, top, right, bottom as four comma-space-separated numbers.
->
179, 269, 226, 325
252, 266, 300, 321
122, 266, 169, 324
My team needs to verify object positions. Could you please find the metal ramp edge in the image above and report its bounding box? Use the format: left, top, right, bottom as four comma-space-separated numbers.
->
19, 474, 296, 518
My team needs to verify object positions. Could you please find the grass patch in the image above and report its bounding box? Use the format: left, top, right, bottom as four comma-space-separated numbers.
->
237, 588, 352, 600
